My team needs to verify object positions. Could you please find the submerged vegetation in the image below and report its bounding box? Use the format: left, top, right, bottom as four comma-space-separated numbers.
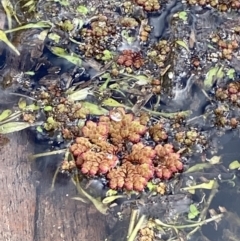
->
1, 0, 240, 240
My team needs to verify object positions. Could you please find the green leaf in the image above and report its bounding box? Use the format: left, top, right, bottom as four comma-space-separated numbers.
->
24, 71, 35, 76
36, 126, 43, 133
102, 98, 125, 107
50, 46, 82, 66
44, 106, 53, 111
25, 104, 39, 111
227, 68, 235, 80
18, 98, 27, 110
81, 102, 108, 115
147, 182, 157, 192
189, 204, 199, 213
73, 177, 108, 215
176, 40, 189, 52
229, 160, 240, 170
106, 189, 118, 196
102, 195, 125, 204
4, 21, 52, 34
0, 122, 31, 134
204, 66, 224, 90
185, 163, 212, 173
181, 180, 218, 191
188, 212, 196, 220
0, 109, 12, 121
178, 11, 188, 21
208, 156, 221, 165
67, 87, 91, 101
48, 33, 61, 43
0, 30, 20, 55
77, 5, 88, 15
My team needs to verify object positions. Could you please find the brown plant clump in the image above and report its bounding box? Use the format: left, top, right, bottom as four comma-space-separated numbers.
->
99, 107, 147, 146
117, 50, 144, 69
135, 0, 160, 11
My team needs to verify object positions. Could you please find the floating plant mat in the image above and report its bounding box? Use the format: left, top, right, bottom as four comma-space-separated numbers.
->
1, 0, 240, 240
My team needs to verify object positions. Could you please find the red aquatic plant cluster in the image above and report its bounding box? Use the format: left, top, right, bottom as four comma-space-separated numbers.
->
117, 50, 144, 69
107, 143, 183, 191
154, 144, 183, 179
107, 162, 154, 191
69, 108, 183, 191
70, 137, 118, 175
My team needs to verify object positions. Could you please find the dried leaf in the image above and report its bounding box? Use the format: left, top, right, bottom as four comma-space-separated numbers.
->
189, 29, 196, 49
0, 122, 31, 134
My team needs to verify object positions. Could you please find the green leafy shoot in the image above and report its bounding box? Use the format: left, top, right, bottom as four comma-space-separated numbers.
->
227, 68, 235, 80
101, 50, 113, 61
178, 11, 188, 21
188, 204, 200, 220
204, 66, 224, 90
